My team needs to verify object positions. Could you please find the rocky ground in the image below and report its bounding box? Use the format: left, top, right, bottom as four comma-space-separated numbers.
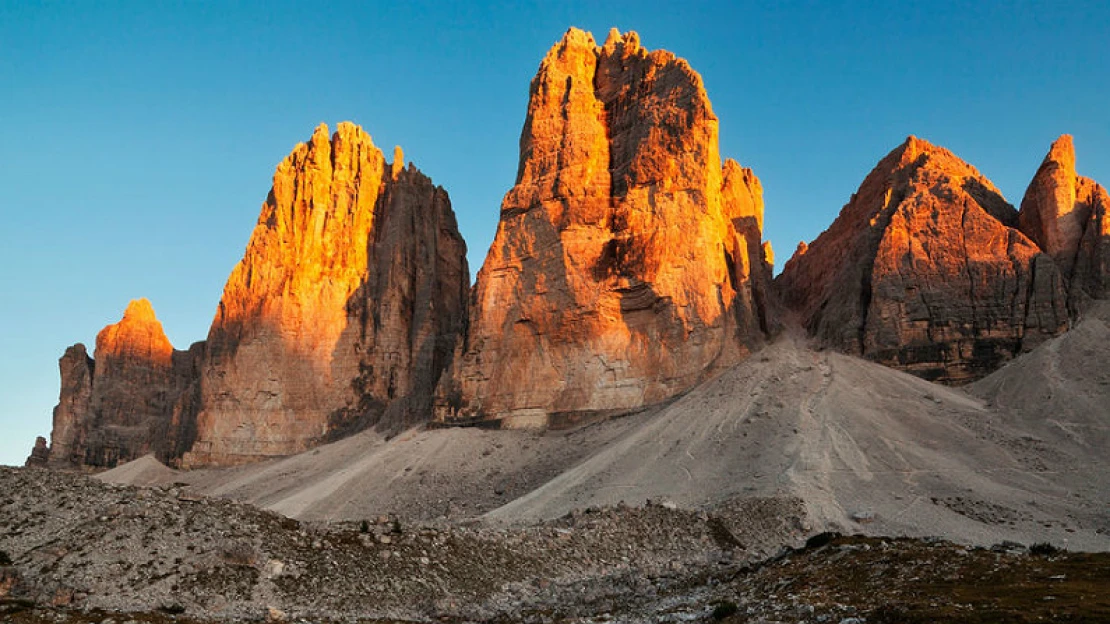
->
3, 467, 1109, 623
10, 307, 1109, 623
0, 466, 806, 622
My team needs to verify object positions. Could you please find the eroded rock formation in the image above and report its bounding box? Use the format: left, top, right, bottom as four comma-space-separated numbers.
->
435, 28, 774, 425
1019, 135, 1110, 306
777, 136, 1068, 383
40, 299, 200, 468
181, 123, 468, 466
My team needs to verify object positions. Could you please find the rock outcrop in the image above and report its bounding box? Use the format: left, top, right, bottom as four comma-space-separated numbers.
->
39, 299, 200, 468
1019, 135, 1110, 306
182, 123, 467, 466
24, 437, 49, 467
435, 28, 773, 425
777, 136, 1068, 383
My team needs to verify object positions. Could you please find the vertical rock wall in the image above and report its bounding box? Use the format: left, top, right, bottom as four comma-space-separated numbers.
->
436, 28, 774, 425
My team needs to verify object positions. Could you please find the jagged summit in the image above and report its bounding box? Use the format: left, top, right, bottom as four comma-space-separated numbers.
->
27, 28, 1110, 475
95, 298, 174, 364
1019, 134, 1110, 303
39, 122, 468, 470
184, 121, 468, 467
434, 27, 774, 426
41, 299, 200, 468
776, 135, 1067, 383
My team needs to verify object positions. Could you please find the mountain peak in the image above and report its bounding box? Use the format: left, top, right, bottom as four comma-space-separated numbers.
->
1046, 134, 1076, 169
122, 297, 159, 323
95, 298, 174, 364
777, 136, 1066, 383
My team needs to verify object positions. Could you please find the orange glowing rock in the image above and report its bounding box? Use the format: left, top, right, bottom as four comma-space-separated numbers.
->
44, 300, 201, 468
776, 136, 1068, 383
182, 122, 468, 467
1019, 135, 1110, 304
95, 298, 174, 367
435, 28, 775, 425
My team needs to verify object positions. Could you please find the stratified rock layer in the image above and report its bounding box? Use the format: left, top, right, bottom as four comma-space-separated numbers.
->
41, 299, 200, 468
777, 137, 1068, 383
182, 123, 467, 466
1019, 135, 1110, 306
436, 28, 773, 424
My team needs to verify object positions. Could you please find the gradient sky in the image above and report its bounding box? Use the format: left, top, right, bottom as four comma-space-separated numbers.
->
1, 1, 1108, 466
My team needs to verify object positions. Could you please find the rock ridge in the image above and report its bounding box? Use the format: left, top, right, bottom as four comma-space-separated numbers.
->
777, 136, 1068, 383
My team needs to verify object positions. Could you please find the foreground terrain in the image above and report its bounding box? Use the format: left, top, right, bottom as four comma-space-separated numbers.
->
2, 466, 1108, 622
99, 304, 1110, 550
4, 305, 1109, 621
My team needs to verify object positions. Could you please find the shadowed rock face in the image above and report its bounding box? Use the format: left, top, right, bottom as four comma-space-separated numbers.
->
34, 124, 468, 470
1019, 135, 1110, 306
42, 299, 200, 468
777, 136, 1068, 384
435, 28, 774, 425
181, 123, 468, 467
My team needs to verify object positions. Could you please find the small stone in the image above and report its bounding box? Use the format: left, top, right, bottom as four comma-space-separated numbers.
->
851, 510, 875, 524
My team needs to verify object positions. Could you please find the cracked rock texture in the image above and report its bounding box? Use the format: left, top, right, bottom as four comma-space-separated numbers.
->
435, 28, 774, 424
776, 136, 1068, 383
1018, 134, 1110, 307
42, 299, 201, 469
183, 123, 468, 467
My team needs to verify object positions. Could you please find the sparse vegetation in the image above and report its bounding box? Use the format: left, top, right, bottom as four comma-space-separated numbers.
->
1030, 541, 1060, 556
711, 600, 738, 620
217, 541, 256, 567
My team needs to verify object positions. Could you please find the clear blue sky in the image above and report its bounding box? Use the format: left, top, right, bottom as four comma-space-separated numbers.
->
1, 1, 1108, 466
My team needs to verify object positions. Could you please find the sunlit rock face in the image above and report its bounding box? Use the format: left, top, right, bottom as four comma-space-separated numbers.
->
182, 123, 468, 467
777, 137, 1068, 383
435, 28, 774, 425
1019, 135, 1110, 306
42, 299, 200, 468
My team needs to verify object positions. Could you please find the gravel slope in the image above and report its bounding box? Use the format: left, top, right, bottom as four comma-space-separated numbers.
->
98, 308, 1110, 551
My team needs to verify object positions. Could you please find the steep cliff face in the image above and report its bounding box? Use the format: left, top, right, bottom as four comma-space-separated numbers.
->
436, 28, 773, 425
182, 123, 467, 467
41, 299, 198, 468
777, 137, 1068, 383
42, 344, 94, 467
1019, 135, 1110, 305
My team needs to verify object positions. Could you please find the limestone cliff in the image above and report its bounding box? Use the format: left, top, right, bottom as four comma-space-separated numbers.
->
182, 123, 467, 466
1019, 135, 1110, 306
777, 137, 1068, 383
40, 299, 199, 468
435, 28, 774, 425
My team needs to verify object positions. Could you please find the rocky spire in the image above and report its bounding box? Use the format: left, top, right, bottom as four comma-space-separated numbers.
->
435, 28, 774, 426
38, 300, 199, 468
183, 122, 468, 467
1019, 134, 1110, 304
